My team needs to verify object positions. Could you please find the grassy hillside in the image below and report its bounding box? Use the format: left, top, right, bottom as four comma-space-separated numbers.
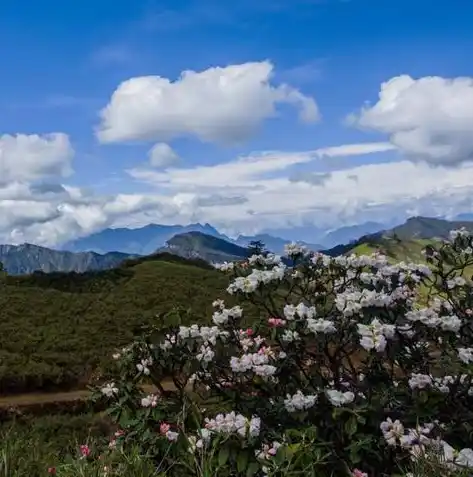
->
0, 253, 234, 395
160, 231, 251, 263
348, 237, 436, 264
324, 216, 473, 259
386, 216, 473, 240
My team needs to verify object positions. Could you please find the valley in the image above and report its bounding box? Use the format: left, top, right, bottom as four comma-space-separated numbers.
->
0, 215, 469, 406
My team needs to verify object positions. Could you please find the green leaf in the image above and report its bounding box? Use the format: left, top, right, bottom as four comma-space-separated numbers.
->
419, 390, 429, 403
350, 448, 361, 464
344, 415, 358, 437
218, 446, 230, 467
287, 443, 301, 457
237, 450, 249, 473
356, 415, 366, 425
246, 462, 260, 477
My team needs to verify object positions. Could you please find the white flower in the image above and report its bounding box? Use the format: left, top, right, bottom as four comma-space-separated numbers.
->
196, 345, 215, 363
284, 303, 315, 320
440, 315, 462, 333
458, 348, 473, 364
166, 431, 179, 441
256, 441, 282, 460
204, 412, 260, 438
326, 389, 355, 406
357, 319, 394, 352
212, 299, 225, 309
212, 305, 243, 325
141, 394, 158, 408
456, 448, 473, 467
253, 364, 277, 377
136, 358, 153, 375
281, 330, 300, 342
306, 318, 336, 334
101, 382, 118, 397
249, 416, 261, 437
380, 418, 405, 446
214, 262, 234, 271
284, 242, 308, 257
446, 276, 466, 289
408, 373, 432, 390
284, 390, 317, 412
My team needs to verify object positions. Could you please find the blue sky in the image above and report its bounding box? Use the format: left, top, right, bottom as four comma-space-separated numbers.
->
2, 0, 473, 245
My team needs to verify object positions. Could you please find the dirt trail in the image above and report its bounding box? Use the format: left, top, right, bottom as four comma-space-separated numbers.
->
0, 382, 176, 408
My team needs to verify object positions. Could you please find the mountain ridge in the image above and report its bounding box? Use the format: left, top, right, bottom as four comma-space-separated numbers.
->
4, 215, 473, 275
323, 216, 473, 257
158, 231, 252, 264
63, 222, 323, 255
0, 243, 132, 275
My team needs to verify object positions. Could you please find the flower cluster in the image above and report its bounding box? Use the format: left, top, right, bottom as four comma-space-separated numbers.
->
96, 228, 473, 476
204, 412, 261, 438
284, 390, 317, 412
380, 418, 473, 470
230, 347, 278, 378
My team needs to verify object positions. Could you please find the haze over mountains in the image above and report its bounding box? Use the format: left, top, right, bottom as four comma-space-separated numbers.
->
1, 215, 473, 275
62, 222, 324, 256
61, 214, 473, 255
0, 244, 130, 275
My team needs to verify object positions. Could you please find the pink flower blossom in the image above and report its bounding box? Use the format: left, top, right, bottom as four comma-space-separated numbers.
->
160, 422, 171, 435
80, 444, 91, 457
268, 317, 286, 327
47, 468, 56, 475
352, 469, 368, 477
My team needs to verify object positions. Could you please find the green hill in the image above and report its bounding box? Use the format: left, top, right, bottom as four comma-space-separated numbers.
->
348, 237, 436, 263
159, 231, 251, 263
0, 253, 234, 395
323, 216, 473, 262
385, 216, 473, 240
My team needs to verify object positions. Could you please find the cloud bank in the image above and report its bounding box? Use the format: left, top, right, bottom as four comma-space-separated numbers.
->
3, 69, 473, 247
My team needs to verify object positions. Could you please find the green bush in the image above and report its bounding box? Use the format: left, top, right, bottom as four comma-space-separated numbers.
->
68, 228, 473, 476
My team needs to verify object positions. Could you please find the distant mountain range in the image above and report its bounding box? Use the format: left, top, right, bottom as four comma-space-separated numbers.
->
63, 222, 323, 256
234, 233, 322, 254
62, 223, 224, 256
319, 221, 386, 247
0, 244, 131, 275
2, 215, 473, 276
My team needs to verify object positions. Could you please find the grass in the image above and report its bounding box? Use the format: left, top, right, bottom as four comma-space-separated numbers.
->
350, 237, 435, 263
0, 412, 112, 476
0, 253, 232, 395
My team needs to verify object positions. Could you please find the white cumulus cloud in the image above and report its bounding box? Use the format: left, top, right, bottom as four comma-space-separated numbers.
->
148, 143, 180, 168
349, 75, 473, 166
96, 61, 319, 145
0, 133, 74, 183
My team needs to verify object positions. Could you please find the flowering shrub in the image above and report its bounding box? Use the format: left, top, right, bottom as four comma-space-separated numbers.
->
90, 229, 473, 476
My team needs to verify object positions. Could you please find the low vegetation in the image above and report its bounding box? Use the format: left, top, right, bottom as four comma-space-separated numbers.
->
3, 229, 473, 475
0, 253, 233, 395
